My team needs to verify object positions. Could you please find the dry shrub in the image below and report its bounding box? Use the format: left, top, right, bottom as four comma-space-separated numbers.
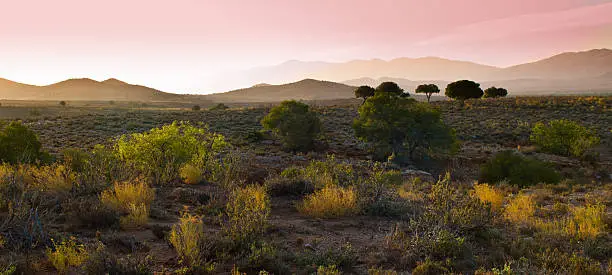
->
46, 237, 88, 274
179, 163, 203, 185
504, 194, 535, 224
566, 204, 606, 239
27, 164, 77, 195
472, 183, 504, 212
100, 179, 155, 229
225, 185, 270, 245
298, 185, 358, 218
169, 213, 205, 266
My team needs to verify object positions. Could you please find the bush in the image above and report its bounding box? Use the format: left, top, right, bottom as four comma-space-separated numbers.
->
100, 179, 155, 229
0, 121, 49, 164
61, 148, 90, 173
504, 194, 535, 224
566, 204, 606, 239
471, 183, 504, 212
530, 119, 600, 157
411, 259, 448, 275
191, 105, 201, 111
46, 237, 88, 274
169, 213, 205, 266
210, 103, 229, 111
224, 185, 270, 245
261, 100, 321, 152
298, 185, 358, 218
179, 163, 203, 185
114, 121, 228, 185
480, 151, 560, 187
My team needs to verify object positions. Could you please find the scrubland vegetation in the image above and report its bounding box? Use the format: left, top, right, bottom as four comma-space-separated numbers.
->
0, 94, 610, 274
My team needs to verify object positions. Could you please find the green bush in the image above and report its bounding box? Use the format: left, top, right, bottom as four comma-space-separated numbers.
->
530, 119, 600, 157
0, 121, 50, 164
261, 100, 321, 152
113, 121, 228, 185
480, 151, 561, 187
210, 103, 229, 111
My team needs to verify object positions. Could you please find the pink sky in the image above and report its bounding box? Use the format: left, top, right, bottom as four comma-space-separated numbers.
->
1, 0, 611, 93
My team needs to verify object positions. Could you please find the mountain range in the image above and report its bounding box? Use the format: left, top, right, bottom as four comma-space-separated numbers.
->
1, 49, 611, 102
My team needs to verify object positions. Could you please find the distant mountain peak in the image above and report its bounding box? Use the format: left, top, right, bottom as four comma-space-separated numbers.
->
102, 78, 128, 85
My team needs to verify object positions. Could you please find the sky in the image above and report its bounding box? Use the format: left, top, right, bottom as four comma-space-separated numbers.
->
1, 0, 612, 93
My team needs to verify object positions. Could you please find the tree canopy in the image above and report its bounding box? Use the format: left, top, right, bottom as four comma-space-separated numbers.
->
445, 80, 483, 100
483, 87, 508, 98
353, 92, 457, 164
261, 100, 321, 152
0, 121, 50, 164
354, 85, 376, 104
415, 84, 440, 102
376, 82, 405, 97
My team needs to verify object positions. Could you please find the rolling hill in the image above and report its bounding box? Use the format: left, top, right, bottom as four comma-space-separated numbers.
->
204, 79, 356, 103
0, 78, 209, 102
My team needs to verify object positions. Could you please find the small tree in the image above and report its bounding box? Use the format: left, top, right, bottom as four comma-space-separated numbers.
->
376, 82, 404, 97
445, 80, 483, 100
0, 121, 49, 164
261, 100, 321, 152
354, 86, 376, 105
530, 120, 600, 158
59, 101, 67, 107
415, 84, 440, 103
353, 92, 457, 164
483, 87, 508, 98
191, 105, 201, 111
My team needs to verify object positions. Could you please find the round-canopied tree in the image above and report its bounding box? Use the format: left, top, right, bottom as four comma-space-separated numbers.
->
376, 82, 405, 97
353, 92, 457, 164
445, 80, 483, 100
483, 87, 508, 98
415, 84, 440, 103
0, 121, 50, 164
354, 85, 376, 105
261, 100, 321, 152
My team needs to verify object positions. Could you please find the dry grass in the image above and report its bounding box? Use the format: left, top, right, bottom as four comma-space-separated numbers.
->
298, 185, 358, 218
224, 185, 271, 244
504, 194, 536, 224
100, 179, 155, 229
472, 183, 504, 212
46, 237, 88, 274
169, 213, 205, 265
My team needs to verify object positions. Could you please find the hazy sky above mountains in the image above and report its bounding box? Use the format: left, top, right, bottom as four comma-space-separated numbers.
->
1, 0, 611, 93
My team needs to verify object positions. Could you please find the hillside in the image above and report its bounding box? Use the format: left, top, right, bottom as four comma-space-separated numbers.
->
0, 78, 210, 103
205, 79, 356, 103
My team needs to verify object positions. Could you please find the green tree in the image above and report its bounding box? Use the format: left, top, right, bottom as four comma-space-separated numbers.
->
354, 85, 376, 105
530, 120, 600, 157
376, 82, 405, 97
0, 121, 49, 164
445, 80, 483, 100
415, 84, 440, 103
261, 100, 321, 152
483, 87, 508, 98
353, 92, 457, 164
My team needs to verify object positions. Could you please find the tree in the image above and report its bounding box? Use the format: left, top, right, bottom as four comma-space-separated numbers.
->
415, 84, 440, 103
376, 82, 405, 97
0, 121, 49, 164
59, 101, 67, 107
483, 87, 508, 98
354, 86, 376, 105
191, 105, 201, 111
353, 92, 457, 164
261, 100, 321, 152
445, 80, 483, 100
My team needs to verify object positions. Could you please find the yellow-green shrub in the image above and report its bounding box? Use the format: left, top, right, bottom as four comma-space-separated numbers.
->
169, 213, 205, 265
566, 204, 606, 239
100, 179, 154, 229
504, 194, 535, 224
179, 163, 203, 185
225, 185, 270, 244
46, 237, 88, 274
298, 185, 358, 218
472, 183, 504, 212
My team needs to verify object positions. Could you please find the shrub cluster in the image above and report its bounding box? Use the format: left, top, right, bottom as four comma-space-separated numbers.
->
480, 151, 561, 187
530, 119, 600, 157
